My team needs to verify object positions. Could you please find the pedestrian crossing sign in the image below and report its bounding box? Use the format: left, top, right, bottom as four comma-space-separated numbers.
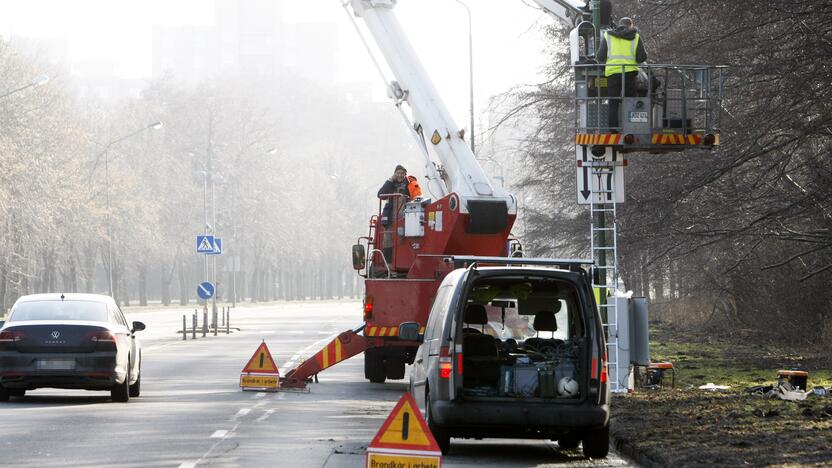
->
196, 235, 215, 253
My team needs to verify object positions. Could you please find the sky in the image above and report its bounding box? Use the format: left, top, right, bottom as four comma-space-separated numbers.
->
0, 0, 557, 127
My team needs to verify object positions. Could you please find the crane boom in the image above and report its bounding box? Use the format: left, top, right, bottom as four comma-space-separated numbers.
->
529, 0, 588, 28
346, 0, 515, 214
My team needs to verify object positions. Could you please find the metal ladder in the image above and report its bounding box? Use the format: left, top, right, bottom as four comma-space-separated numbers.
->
588, 161, 624, 393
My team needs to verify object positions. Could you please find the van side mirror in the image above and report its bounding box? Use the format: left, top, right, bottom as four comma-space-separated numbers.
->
132, 321, 146, 332
352, 244, 366, 270
398, 322, 421, 341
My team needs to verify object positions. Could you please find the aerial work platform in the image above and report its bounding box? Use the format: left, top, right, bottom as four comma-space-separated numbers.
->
574, 63, 726, 153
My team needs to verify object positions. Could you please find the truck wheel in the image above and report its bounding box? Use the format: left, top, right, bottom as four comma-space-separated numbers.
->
581, 424, 609, 459
384, 357, 405, 380
365, 351, 386, 383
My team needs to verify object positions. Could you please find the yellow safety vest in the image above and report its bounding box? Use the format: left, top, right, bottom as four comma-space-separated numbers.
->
604, 32, 639, 77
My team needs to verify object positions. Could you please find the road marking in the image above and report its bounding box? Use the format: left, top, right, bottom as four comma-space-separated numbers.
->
210, 430, 229, 438
233, 408, 251, 419
256, 409, 275, 422
192, 423, 240, 466
318, 331, 333, 335
281, 334, 337, 370
254, 392, 266, 399
178, 462, 197, 468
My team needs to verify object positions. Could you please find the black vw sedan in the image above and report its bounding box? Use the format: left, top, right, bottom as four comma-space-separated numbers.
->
0, 293, 144, 402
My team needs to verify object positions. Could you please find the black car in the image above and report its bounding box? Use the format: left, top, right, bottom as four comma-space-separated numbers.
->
406, 259, 610, 458
0, 293, 144, 402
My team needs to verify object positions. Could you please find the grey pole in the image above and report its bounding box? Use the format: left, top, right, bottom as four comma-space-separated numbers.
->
192, 312, 197, 339
182, 315, 187, 340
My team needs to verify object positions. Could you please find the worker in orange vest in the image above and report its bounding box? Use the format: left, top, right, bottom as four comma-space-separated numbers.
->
378, 164, 422, 226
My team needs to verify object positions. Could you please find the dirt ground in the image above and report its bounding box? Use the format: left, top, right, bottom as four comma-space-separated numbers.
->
609, 322, 832, 467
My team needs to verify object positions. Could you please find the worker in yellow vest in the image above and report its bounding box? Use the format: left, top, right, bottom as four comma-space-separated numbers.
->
596, 17, 648, 132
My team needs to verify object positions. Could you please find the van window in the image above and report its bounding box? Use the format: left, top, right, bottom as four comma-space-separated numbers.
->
426, 285, 453, 341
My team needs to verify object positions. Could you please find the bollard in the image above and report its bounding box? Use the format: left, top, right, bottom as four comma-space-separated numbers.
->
192, 312, 197, 339
182, 315, 187, 340
221, 306, 225, 327
203, 309, 208, 337
226, 307, 230, 334
213, 308, 218, 336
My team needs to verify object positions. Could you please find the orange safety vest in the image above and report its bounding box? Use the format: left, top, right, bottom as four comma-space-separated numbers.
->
406, 176, 422, 198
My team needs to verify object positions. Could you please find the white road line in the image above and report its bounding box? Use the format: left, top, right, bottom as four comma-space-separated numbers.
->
254, 392, 266, 399
256, 409, 275, 422
210, 430, 229, 438
178, 462, 197, 468
317, 331, 333, 335
281, 333, 337, 370
233, 408, 251, 419
192, 423, 240, 466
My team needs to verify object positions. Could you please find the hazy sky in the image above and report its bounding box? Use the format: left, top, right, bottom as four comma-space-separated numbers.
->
0, 0, 556, 126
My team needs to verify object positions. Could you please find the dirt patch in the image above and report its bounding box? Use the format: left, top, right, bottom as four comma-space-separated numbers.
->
610, 322, 832, 467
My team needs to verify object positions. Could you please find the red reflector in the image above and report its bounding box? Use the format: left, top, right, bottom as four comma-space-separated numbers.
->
577, 160, 583, 167
363, 296, 374, 321
591, 357, 598, 379
457, 353, 463, 375
704, 133, 716, 145
623, 159, 629, 166
624, 134, 635, 145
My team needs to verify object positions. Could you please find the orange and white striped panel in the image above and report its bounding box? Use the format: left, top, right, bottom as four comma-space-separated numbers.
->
575, 133, 622, 145
316, 336, 345, 371
365, 325, 426, 337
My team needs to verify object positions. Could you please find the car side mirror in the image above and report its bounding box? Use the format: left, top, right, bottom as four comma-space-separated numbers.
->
398, 321, 421, 341
352, 244, 366, 270
132, 321, 146, 332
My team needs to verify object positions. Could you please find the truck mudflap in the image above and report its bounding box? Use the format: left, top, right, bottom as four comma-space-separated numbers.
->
280, 325, 371, 389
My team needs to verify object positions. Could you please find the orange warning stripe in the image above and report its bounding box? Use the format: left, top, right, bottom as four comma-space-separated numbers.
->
575, 133, 622, 145
365, 325, 426, 337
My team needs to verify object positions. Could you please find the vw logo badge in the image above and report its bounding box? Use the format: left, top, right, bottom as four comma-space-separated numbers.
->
50, 330, 61, 339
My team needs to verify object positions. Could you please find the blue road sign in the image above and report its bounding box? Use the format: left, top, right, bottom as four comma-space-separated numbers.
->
196, 235, 215, 254
208, 237, 222, 256
197, 282, 215, 300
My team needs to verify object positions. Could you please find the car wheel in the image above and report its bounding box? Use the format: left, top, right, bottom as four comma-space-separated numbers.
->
129, 369, 141, 398
111, 362, 130, 403
365, 351, 386, 384
581, 424, 609, 459
425, 390, 450, 455
558, 433, 581, 450
0, 385, 9, 402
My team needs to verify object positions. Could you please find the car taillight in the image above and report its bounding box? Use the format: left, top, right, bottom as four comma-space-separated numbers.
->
600, 351, 608, 384
0, 330, 24, 349
439, 346, 452, 379
87, 331, 116, 350
363, 296, 374, 321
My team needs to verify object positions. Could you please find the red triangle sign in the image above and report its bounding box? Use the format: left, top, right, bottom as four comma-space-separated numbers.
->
241, 341, 279, 374
368, 392, 441, 453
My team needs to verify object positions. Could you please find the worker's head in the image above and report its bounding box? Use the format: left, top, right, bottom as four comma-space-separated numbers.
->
618, 17, 634, 28
393, 164, 407, 182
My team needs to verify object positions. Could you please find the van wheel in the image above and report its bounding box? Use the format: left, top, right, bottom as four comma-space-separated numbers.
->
582, 424, 609, 459
365, 351, 386, 383
129, 371, 141, 398
426, 392, 450, 455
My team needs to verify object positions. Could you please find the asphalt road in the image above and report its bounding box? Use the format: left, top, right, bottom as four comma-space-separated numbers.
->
0, 301, 632, 467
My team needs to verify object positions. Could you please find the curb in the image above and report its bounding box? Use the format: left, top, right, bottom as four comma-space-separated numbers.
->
611, 427, 665, 468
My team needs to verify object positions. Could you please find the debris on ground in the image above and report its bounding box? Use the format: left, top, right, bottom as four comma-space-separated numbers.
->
698, 382, 731, 391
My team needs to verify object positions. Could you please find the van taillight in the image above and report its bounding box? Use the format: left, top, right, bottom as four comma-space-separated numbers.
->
363, 296, 374, 321
600, 351, 608, 384
0, 330, 25, 349
439, 346, 452, 379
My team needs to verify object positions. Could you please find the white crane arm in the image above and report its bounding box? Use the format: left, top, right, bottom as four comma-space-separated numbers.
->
528, 0, 588, 28
346, 0, 514, 210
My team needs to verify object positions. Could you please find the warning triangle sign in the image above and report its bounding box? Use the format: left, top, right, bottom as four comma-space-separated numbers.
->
369, 392, 441, 453
241, 341, 279, 374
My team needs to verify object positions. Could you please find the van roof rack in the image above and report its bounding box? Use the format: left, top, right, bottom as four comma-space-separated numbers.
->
443, 256, 593, 271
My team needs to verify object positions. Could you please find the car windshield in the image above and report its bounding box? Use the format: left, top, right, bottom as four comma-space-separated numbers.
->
10, 300, 108, 322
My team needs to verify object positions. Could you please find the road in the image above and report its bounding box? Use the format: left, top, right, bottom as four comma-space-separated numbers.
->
0, 301, 631, 467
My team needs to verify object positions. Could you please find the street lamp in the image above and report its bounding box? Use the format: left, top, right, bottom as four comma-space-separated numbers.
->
452, 0, 475, 154
101, 121, 164, 301
0, 74, 50, 99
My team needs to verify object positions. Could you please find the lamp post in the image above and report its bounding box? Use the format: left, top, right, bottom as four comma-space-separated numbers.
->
101, 121, 164, 301
0, 74, 49, 99
452, 0, 475, 154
